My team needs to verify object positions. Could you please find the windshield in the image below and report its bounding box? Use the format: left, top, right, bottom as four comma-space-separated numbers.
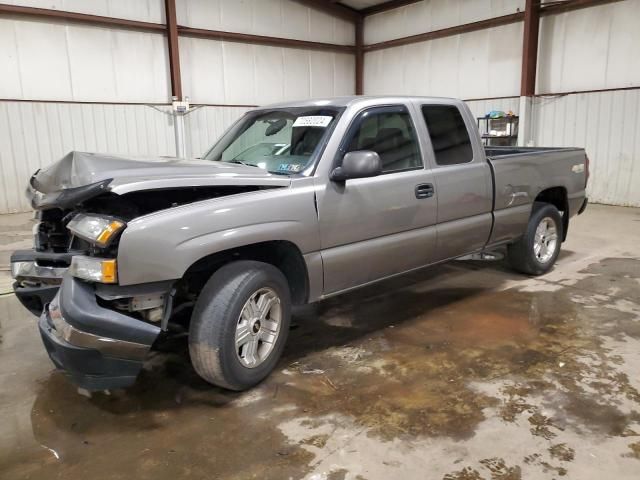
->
203, 107, 342, 175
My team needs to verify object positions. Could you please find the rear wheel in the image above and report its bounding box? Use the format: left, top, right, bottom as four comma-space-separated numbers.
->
507, 202, 562, 275
189, 261, 291, 390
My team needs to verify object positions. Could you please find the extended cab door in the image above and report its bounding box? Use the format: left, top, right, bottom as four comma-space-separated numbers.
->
418, 102, 493, 261
316, 104, 438, 295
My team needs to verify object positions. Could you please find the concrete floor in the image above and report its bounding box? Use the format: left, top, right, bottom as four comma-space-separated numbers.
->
0, 212, 32, 294
0, 204, 639, 480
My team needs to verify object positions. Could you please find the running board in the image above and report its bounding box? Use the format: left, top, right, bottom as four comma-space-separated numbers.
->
456, 251, 504, 261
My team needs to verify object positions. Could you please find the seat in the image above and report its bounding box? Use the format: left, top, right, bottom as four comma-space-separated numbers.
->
291, 128, 324, 156
374, 127, 416, 171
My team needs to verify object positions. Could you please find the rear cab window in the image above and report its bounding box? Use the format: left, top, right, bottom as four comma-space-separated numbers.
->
421, 105, 473, 166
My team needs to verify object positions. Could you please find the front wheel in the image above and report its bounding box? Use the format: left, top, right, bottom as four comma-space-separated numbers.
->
189, 261, 291, 390
507, 202, 563, 276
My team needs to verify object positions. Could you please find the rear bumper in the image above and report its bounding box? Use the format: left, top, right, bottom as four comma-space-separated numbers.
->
39, 275, 161, 391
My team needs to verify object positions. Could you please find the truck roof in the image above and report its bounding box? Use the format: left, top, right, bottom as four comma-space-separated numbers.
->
253, 95, 462, 110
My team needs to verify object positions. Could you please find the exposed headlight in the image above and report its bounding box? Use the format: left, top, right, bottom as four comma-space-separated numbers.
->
11, 261, 66, 281
66, 214, 125, 247
69, 256, 117, 283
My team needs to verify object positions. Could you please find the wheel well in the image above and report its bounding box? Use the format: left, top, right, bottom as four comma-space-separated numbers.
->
535, 187, 569, 241
182, 241, 309, 305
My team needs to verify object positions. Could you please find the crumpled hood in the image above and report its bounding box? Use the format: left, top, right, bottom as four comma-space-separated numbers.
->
29, 151, 291, 209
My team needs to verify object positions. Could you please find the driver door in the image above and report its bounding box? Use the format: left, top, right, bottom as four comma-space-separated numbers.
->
316, 105, 438, 295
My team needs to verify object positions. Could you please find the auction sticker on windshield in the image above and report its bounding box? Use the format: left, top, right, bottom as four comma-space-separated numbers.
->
293, 116, 333, 128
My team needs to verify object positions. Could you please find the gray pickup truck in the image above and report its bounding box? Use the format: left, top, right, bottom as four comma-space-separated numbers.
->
11, 96, 589, 391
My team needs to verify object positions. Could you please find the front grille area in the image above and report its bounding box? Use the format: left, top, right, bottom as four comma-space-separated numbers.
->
35, 210, 71, 252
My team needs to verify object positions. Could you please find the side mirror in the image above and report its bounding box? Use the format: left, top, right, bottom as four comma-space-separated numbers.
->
330, 150, 382, 182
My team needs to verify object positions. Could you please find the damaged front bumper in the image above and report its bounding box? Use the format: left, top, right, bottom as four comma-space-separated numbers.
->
11, 249, 72, 315
39, 274, 161, 391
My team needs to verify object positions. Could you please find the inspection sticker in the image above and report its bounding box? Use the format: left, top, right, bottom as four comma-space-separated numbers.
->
278, 163, 303, 172
293, 116, 333, 128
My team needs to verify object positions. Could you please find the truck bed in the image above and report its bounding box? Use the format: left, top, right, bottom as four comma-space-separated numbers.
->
484, 146, 583, 158
484, 145, 587, 246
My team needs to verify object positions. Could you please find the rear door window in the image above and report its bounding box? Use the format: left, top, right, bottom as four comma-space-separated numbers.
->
421, 105, 473, 166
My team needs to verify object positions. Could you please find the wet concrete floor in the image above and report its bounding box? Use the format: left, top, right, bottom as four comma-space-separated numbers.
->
1, 204, 639, 479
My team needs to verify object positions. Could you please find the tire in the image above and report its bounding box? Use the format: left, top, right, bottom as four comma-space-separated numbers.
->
189, 260, 291, 391
507, 202, 563, 276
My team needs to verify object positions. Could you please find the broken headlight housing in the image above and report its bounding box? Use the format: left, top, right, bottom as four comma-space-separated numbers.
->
66, 214, 125, 248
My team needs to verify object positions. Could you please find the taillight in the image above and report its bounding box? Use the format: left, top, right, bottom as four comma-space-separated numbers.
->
584, 154, 590, 188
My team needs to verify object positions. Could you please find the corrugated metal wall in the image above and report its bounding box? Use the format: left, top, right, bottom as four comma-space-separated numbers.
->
177, 0, 355, 45
0, 12, 170, 103
363, 0, 524, 101
364, 0, 525, 45
364, 22, 523, 99
177, 0, 355, 105
0, 102, 175, 213
0, 102, 256, 213
0, 0, 356, 213
537, 0, 640, 93
180, 39, 355, 105
0, 0, 165, 23
363, 0, 640, 207
531, 90, 640, 207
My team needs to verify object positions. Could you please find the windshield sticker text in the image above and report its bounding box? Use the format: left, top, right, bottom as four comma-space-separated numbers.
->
292, 116, 333, 128
278, 164, 302, 172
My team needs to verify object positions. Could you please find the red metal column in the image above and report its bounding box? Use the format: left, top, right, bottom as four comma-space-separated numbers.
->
520, 0, 540, 97
164, 0, 182, 100
355, 18, 364, 95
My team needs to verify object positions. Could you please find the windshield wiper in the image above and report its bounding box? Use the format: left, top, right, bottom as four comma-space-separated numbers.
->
225, 159, 260, 168
225, 159, 291, 176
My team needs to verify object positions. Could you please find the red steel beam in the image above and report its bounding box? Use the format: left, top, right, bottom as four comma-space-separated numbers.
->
355, 18, 364, 94
0, 2, 355, 54
164, 0, 182, 99
179, 26, 356, 53
293, 0, 362, 23
358, 0, 622, 17
0, 3, 165, 32
363, 0, 625, 52
539, 0, 624, 15
360, 0, 423, 16
364, 12, 524, 52
520, 0, 540, 97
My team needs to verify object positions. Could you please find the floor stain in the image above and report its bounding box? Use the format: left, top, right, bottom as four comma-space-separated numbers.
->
478, 458, 521, 479
443, 467, 485, 480
625, 441, 640, 459
1, 257, 639, 479
548, 443, 575, 462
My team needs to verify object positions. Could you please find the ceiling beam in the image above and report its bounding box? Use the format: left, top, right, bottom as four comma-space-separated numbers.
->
539, 0, 624, 15
360, 0, 423, 16
179, 26, 356, 54
293, 0, 362, 23
364, 0, 625, 52
364, 12, 524, 52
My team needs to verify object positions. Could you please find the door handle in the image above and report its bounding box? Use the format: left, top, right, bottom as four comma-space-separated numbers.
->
415, 183, 434, 199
